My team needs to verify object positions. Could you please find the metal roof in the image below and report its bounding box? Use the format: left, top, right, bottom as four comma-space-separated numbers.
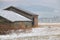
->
4, 6, 38, 16
0, 10, 32, 22
14, 6, 38, 16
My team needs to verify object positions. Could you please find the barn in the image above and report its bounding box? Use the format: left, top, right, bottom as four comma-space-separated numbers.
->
0, 6, 38, 34
0, 10, 32, 34
4, 6, 38, 27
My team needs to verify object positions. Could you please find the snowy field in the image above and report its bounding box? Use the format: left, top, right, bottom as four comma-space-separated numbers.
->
0, 26, 60, 40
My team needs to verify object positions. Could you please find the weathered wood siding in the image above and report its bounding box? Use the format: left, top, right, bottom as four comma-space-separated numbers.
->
14, 21, 32, 29
0, 18, 32, 34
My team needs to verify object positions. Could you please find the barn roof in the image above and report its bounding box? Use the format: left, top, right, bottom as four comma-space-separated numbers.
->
4, 6, 38, 16
0, 10, 32, 22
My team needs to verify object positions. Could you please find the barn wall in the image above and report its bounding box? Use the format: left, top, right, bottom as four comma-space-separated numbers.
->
0, 21, 32, 34
13, 21, 32, 29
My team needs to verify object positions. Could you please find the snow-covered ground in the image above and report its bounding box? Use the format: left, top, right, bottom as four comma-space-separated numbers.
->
0, 26, 60, 40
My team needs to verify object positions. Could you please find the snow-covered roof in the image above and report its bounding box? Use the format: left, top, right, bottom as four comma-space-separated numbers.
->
4, 6, 38, 16
0, 10, 32, 22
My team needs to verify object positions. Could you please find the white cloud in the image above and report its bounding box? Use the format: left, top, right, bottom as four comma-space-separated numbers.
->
16, 0, 60, 9
0, 0, 59, 9
54, 10, 60, 13
0, 0, 60, 11
22, 0, 59, 9
0, 0, 16, 1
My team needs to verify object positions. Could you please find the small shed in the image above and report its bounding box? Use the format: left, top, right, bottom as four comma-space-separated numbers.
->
0, 10, 32, 34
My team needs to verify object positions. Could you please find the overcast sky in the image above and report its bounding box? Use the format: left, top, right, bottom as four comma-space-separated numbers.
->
0, 0, 60, 18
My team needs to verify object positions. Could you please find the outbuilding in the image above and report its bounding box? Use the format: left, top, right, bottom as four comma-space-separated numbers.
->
4, 6, 38, 27
0, 6, 38, 34
0, 10, 32, 34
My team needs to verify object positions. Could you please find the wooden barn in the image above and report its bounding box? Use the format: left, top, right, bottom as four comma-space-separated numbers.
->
0, 10, 32, 34
4, 6, 38, 27
0, 6, 38, 34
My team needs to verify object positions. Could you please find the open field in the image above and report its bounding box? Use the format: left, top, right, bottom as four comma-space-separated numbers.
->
9, 35, 60, 40
38, 23, 60, 26
0, 23, 60, 40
